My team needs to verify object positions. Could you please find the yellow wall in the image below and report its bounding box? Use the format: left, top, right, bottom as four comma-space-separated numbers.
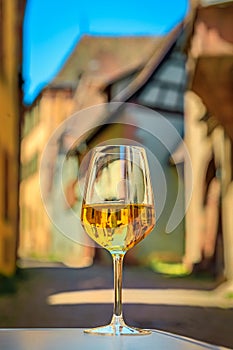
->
19, 90, 75, 259
0, 0, 23, 275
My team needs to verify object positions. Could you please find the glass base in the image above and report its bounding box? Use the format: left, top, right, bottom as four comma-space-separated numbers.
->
84, 315, 151, 336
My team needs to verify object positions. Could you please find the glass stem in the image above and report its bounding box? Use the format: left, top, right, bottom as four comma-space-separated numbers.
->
112, 253, 124, 318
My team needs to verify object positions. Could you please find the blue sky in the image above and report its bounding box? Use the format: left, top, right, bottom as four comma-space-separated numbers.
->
23, 0, 188, 105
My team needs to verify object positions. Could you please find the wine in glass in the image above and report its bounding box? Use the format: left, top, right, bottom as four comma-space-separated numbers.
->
81, 145, 155, 335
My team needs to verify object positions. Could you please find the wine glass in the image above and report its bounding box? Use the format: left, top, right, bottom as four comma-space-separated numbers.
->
81, 145, 155, 335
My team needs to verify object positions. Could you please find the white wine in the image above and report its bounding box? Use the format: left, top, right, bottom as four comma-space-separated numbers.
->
81, 203, 155, 253
80, 146, 156, 335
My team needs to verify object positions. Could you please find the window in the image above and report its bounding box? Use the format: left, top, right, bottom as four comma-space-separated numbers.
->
137, 53, 187, 114
136, 32, 187, 114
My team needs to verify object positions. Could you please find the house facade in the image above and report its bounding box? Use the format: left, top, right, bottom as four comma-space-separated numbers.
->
183, 0, 233, 279
69, 25, 188, 266
69, 1, 233, 279
19, 86, 76, 261
0, 0, 26, 276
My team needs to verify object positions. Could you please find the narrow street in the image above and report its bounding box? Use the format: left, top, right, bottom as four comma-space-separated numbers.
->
0, 262, 232, 349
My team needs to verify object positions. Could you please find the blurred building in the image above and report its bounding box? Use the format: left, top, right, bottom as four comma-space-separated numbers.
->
70, 25, 187, 266
19, 87, 75, 260
67, 0, 233, 280
19, 36, 159, 264
183, 0, 233, 279
20, 0, 233, 281
0, 0, 26, 276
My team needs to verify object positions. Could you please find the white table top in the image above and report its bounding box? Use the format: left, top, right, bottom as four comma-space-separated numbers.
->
0, 328, 229, 350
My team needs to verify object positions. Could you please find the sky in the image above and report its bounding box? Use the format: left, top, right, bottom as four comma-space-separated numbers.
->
23, 0, 189, 105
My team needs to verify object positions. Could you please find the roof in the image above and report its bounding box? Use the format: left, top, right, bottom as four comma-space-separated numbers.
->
101, 24, 186, 115
67, 24, 186, 151
110, 24, 184, 103
26, 36, 161, 108
51, 36, 163, 88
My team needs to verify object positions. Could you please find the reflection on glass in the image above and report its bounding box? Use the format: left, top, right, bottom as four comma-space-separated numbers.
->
81, 145, 155, 335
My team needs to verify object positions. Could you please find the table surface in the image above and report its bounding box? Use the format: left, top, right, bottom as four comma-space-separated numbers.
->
0, 328, 230, 350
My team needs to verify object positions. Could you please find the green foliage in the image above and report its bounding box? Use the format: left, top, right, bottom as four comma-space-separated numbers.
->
225, 292, 233, 299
